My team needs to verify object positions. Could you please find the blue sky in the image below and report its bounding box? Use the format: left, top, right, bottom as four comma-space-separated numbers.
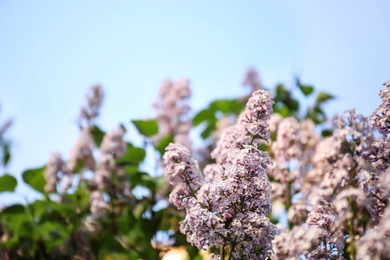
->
1, 0, 390, 204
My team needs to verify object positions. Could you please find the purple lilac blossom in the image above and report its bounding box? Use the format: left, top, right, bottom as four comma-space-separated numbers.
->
44, 152, 66, 193
272, 117, 301, 163
370, 81, 390, 138
153, 78, 192, 149
164, 89, 276, 259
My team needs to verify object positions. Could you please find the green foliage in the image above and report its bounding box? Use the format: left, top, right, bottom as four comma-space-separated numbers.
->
154, 135, 173, 155
0, 74, 338, 259
193, 99, 245, 139
296, 78, 314, 96
321, 129, 333, 137
0, 173, 17, 192
316, 91, 334, 104
116, 143, 146, 166
132, 119, 158, 137
91, 125, 106, 147
2, 141, 11, 166
22, 166, 46, 193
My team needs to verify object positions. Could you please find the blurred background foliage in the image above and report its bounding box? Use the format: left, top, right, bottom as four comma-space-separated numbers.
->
0, 70, 333, 259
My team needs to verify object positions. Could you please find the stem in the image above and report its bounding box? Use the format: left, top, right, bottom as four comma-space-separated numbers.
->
348, 196, 356, 260
227, 235, 238, 260
220, 245, 225, 260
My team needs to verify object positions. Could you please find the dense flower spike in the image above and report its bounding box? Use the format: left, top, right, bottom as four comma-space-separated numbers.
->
153, 78, 192, 149
99, 127, 126, 170
165, 89, 275, 259
242, 67, 262, 91
272, 117, 301, 162
370, 81, 390, 137
68, 129, 95, 172
356, 206, 390, 260
79, 84, 104, 126
163, 143, 203, 209
44, 152, 66, 193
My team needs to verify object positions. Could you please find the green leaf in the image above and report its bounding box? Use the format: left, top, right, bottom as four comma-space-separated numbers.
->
273, 105, 290, 118
117, 147, 146, 166
274, 84, 287, 101
201, 124, 216, 139
132, 119, 158, 137
22, 166, 46, 193
0, 174, 17, 192
316, 91, 334, 103
1, 204, 26, 215
210, 100, 232, 113
91, 125, 105, 147
193, 109, 215, 126
286, 98, 299, 112
2, 142, 11, 166
298, 85, 314, 96
97, 235, 127, 254
321, 129, 333, 137
296, 79, 314, 96
154, 135, 173, 155
210, 99, 245, 114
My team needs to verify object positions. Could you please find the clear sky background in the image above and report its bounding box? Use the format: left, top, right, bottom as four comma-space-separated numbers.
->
1, 0, 390, 204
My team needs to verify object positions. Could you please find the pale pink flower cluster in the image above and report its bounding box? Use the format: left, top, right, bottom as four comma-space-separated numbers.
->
272, 225, 321, 260
356, 206, 390, 260
242, 67, 262, 91
163, 143, 203, 210
44, 152, 67, 193
68, 129, 95, 172
94, 127, 126, 190
272, 117, 301, 163
79, 85, 104, 126
89, 190, 109, 217
164, 90, 276, 259
268, 80, 390, 260
153, 78, 192, 149
370, 80, 390, 137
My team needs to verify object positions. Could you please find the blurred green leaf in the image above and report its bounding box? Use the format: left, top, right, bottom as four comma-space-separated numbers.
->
154, 135, 173, 155
0, 174, 17, 192
22, 166, 46, 193
274, 105, 290, 118
321, 129, 333, 137
2, 142, 11, 166
201, 124, 216, 139
298, 85, 314, 96
210, 99, 245, 114
97, 235, 127, 254
287, 98, 299, 112
316, 91, 334, 103
1, 204, 26, 215
91, 125, 105, 147
275, 84, 287, 101
296, 79, 314, 96
193, 109, 215, 126
117, 147, 146, 166
132, 119, 158, 137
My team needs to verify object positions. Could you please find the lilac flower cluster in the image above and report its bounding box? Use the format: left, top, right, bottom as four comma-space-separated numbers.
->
44, 152, 67, 193
78, 84, 104, 127
94, 127, 127, 190
164, 90, 276, 259
272, 117, 301, 163
153, 78, 192, 149
163, 143, 203, 210
242, 67, 262, 91
370, 81, 390, 137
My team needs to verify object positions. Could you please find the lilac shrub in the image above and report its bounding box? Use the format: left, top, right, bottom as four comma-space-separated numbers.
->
268, 82, 390, 260
163, 90, 276, 259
